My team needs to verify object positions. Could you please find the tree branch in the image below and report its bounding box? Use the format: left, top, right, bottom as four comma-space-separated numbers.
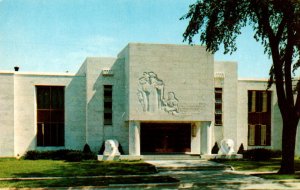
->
255, 1, 287, 115
276, 18, 286, 39
284, 28, 296, 108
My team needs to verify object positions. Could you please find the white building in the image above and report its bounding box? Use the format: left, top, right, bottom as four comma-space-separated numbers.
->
0, 43, 299, 157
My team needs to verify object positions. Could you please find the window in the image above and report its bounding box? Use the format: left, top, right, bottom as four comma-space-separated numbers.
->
104, 85, 112, 125
248, 90, 271, 146
36, 86, 64, 146
215, 88, 223, 126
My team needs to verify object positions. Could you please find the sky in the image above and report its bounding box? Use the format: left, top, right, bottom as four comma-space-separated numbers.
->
0, 0, 274, 78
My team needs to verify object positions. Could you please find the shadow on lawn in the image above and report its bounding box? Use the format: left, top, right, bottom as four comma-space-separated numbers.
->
1, 176, 179, 188
11, 161, 158, 178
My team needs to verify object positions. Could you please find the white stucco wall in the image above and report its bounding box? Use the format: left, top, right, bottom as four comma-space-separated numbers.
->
2, 43, 299, 157
214, 61, 238, 151
124, 43, 214, 122
85, 57, 127, 153
237, 79, 280, 151
12, 72, 86, 156
0, 72, 15, 156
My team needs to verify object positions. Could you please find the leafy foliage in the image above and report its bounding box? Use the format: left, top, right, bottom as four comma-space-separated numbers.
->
182, 0, 300, 174
243, 148, 282, 161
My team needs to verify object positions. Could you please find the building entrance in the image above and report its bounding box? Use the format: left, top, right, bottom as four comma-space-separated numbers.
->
140, 123, 191, 154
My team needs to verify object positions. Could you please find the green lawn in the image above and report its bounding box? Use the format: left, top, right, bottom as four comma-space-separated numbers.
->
212, 158, 300, 179
0, 158, 179, 187
0, 158, 157, 178
0, 176, 178, 188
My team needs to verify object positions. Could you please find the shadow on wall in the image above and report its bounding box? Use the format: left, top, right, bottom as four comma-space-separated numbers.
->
64, 69, 86, 151
87, 58, 128, 153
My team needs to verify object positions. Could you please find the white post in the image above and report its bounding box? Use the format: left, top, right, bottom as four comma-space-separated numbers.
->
191, 122, 201, 155
200, 121, 212, 155
129, 121, 140, 155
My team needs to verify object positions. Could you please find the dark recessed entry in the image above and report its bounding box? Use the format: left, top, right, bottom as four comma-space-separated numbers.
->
140, 123, 191, 154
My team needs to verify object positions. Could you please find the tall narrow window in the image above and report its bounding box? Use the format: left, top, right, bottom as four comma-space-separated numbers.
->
248, 90, 271, 146
215, 88, 223, 126
104, 85, 112, 125
36, 86, 64, 146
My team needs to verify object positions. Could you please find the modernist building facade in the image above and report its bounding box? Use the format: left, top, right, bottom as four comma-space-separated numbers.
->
0, 43, 299, 157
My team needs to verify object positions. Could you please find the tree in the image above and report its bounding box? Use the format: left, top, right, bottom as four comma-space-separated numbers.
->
181, 0, 300, 174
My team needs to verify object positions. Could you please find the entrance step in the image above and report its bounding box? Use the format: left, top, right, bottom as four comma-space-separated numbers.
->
145, 160, 232, 172
142, 154, 201, 161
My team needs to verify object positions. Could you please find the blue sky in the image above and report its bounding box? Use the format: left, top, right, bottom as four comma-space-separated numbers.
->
0, 0, 273, 78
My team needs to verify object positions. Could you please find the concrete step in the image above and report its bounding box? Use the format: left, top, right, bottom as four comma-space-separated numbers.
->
145, 160, 233, 172
142, 154, 201, 161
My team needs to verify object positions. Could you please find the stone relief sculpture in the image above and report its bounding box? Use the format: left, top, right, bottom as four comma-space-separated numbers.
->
218, 139, 235, 155
138, 71, 179, 115
163, 92, 179, 115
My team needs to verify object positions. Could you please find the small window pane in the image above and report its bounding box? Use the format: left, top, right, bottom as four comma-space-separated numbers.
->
37, 87, 50, 109
104, 85, 113, 125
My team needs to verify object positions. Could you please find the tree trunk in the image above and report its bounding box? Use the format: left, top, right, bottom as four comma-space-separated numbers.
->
278, 116, 298, 174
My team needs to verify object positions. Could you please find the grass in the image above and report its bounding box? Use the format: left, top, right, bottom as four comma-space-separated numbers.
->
0, 158, 179, 187
212, 158, 300, 180
0, 158, 157, 178
0, 176, 178, 188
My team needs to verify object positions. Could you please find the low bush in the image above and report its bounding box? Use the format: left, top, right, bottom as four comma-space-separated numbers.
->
243, 148, 282, 161
23, 149, 97, 161
211, 142, 219, 154
83, 144, 92, 154
65, 151, 83, 162
237, 143, 244, 154
23, 150, 42, 160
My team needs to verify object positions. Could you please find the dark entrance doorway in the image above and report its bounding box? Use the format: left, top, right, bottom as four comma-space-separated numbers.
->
140, 123, 191, 154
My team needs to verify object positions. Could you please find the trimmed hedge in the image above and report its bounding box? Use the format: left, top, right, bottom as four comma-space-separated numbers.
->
243, 148, 282, 161
23, 150, 97, 162
237, 143, 244, 154
211, 142, 219, 154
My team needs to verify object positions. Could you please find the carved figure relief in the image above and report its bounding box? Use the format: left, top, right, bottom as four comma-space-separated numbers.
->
137, 72, 179, 115
163, 92, 179, 114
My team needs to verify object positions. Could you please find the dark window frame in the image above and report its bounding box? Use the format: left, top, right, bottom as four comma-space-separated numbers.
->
248, 90, 272, 146
104, 85, 113, 125
215, 87, 223, 126
36, 86, 65, 147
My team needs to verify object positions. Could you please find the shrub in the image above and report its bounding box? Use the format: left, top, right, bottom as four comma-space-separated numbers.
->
65, 151, 83, 162
243, 148, 282, 161
237, 143, 244, 154
23, 149, 97, 161
83, 143, 92, 154
23, 150, 41, 160
211, 142, 219, 154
